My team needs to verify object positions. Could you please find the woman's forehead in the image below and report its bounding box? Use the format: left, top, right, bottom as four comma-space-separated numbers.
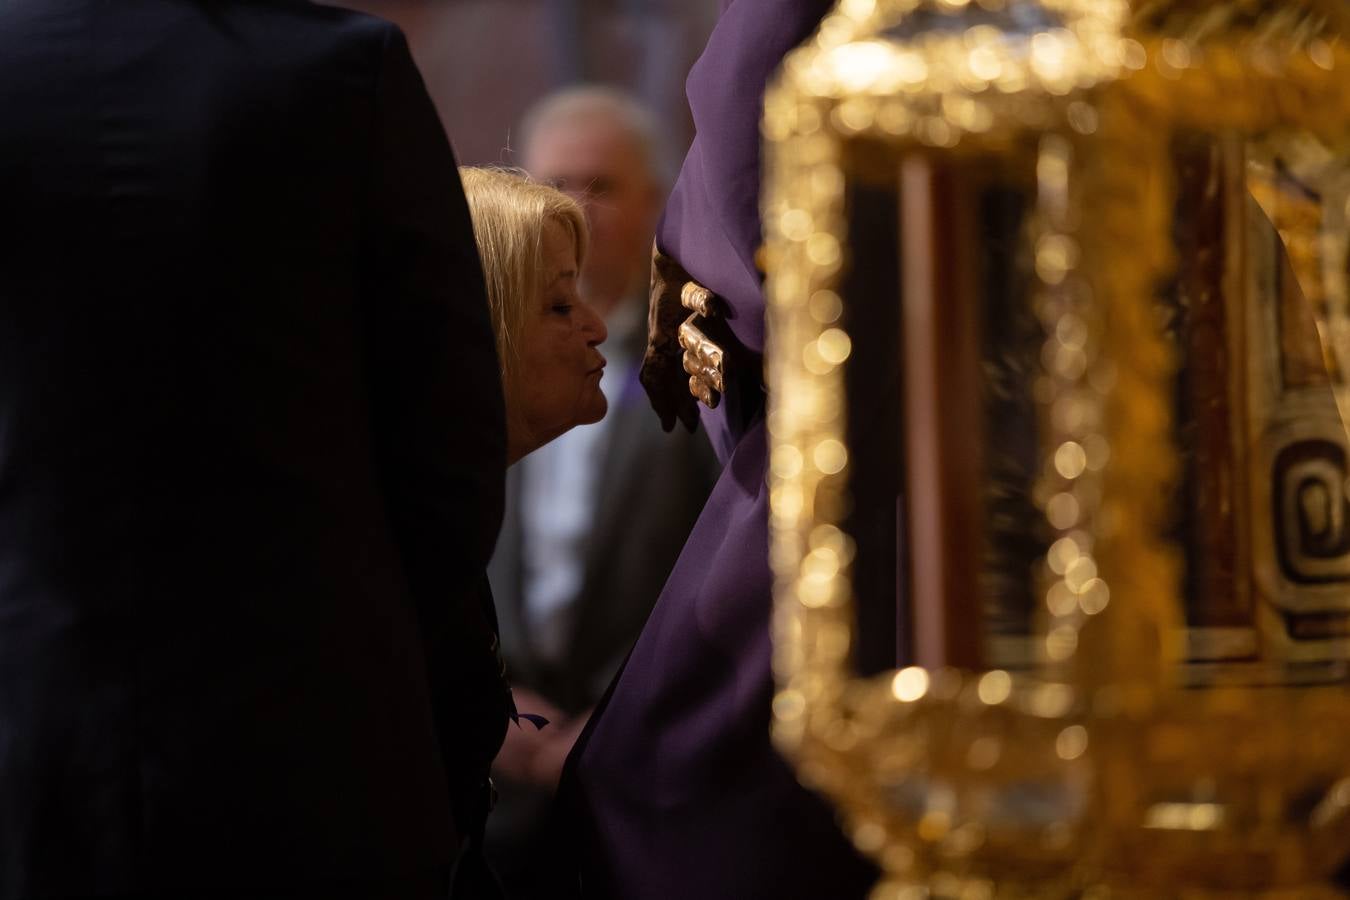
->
543, 219, 579, 277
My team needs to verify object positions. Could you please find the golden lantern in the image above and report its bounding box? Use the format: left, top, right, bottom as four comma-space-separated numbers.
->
764, 1, 1350, 896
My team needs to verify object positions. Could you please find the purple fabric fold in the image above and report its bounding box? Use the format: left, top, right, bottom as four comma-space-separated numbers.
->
558, 6, 875, 895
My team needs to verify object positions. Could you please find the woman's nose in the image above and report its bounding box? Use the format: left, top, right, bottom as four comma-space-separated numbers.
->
581, 301, 608, 346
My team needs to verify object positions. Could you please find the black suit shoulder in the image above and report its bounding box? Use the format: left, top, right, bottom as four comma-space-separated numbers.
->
0, 1, 505, 895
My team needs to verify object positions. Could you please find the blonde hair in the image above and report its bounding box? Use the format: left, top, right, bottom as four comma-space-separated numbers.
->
459, 167, 588, 427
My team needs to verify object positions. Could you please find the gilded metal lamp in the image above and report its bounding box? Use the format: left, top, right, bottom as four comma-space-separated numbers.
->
763, 1, 1350, 896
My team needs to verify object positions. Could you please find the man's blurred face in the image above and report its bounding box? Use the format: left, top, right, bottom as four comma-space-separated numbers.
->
524, 115, 661, 319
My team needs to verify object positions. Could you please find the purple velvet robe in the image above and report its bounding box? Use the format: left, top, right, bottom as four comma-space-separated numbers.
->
557, 1, 878, 896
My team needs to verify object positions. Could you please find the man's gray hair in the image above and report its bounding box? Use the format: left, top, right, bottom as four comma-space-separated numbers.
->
518, 85, 673, 187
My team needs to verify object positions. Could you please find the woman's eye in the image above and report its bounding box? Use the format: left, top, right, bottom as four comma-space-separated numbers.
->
550, 302, 574, 316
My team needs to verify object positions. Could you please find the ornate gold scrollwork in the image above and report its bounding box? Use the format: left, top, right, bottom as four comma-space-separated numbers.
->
763, 0, 1350, 897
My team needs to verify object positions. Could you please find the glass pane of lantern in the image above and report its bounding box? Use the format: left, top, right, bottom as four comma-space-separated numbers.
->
1165, 129, 1350, 686
838, 138, 1046, 674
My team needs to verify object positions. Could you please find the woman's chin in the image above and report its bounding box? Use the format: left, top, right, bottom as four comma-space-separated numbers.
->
583, 393, 609, 424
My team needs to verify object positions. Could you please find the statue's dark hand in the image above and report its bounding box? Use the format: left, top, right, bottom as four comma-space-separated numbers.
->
641, 243, 701, 433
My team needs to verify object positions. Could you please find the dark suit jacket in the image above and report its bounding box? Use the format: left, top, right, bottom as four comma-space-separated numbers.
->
488, 324, 718, 717
0, 1, 507, 896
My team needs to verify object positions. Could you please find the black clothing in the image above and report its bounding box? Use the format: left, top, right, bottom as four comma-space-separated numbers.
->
0, 1, 508, 895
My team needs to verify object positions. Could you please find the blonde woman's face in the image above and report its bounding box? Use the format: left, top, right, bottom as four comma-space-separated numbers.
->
515, 219, 608, 452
